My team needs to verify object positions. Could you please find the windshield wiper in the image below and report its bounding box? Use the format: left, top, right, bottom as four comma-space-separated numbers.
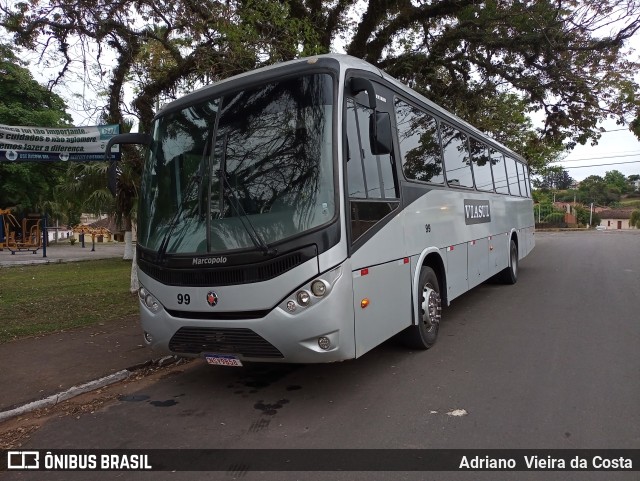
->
156, 135, 211, 261
218, 133, 277, 256
156, 171, 202, 261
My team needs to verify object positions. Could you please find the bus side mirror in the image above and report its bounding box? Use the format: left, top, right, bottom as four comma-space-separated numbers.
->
370, 111, 392, 155
105, 133, 151, 196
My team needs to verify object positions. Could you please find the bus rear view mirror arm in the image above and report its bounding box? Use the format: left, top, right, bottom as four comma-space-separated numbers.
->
350, 77, 377, 110
105, 133, 152, 196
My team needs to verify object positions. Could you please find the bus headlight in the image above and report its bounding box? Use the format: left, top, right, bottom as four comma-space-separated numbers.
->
138, 287, 148, 301
296, 290, 311, 306
139, 285, 161, 313
281, 265, 343, 313
311, 280, 327, 297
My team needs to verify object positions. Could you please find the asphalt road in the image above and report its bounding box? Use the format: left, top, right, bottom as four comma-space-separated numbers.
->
4, 230, 640, 481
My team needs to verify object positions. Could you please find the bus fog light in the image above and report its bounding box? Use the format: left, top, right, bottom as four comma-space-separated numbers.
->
286, 300, 296, 312
311, 280, 327, 297
144, 331, 153, 343
318, 336, 331, 350
296, 290, 311, 306
138, 287, 147, 300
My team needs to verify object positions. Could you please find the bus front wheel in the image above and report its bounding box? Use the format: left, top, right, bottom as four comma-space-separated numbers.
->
402, 266, 442, 350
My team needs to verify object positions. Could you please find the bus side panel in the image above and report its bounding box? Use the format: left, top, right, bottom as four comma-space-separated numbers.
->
490, 232, 510, 274
529, 227, 536, 254
467, 237, 490, 290
525, 226, 536, 257
445, 243, 468, 301
353, 258, 412, 358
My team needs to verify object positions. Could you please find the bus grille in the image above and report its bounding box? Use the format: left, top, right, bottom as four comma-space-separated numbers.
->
168, 327, 284, 358
139, 246, 315, 286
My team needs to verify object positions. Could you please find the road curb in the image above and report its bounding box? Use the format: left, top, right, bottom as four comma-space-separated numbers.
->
0, 355, 180, 423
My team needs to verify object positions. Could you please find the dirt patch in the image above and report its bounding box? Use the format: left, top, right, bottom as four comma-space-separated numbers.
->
0, 358, 194, 449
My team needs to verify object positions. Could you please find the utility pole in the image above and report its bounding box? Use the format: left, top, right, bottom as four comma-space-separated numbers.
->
589, 202, 593, 227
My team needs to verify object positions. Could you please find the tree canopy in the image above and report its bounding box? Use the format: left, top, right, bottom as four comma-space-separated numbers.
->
0, 43, 73, 213
2, 0, 640, 172
0, 44, 72, 127
575, 170, 634, 205
533, 166, 575, 190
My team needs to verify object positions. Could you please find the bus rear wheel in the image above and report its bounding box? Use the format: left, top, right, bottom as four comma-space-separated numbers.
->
402, 266, 442, 350
498, 239, 518, 284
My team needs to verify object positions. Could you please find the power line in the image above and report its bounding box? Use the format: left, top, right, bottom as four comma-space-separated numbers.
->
553, 152, 640, 162
600, 128, 630, 133
561, 160, 640, 169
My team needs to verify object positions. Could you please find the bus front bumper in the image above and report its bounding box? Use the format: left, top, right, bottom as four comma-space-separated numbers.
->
138, 267, 356, 364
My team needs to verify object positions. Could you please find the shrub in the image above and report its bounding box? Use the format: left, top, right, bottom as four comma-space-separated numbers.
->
543, 212, 565, 224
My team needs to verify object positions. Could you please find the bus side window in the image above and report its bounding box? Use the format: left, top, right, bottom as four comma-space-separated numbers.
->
517, 162, 528, 197
470, 139, 494, 192
525, 166, 532, 198
441, 123, 473, 188
345, 97, 399, 244
394, 99, 444, 184
490, 150, 509, 194
505, 156, 521, 196
353, 101, 397, 199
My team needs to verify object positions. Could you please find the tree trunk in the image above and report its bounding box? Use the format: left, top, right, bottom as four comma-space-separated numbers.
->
123, 230, 134, 260
130, 246, 139, 293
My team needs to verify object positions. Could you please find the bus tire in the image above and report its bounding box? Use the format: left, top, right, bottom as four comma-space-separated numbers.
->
402, 266, 442, 350
499, 239, 518, 284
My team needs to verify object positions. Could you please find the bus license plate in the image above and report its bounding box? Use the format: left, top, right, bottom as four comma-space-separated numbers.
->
205, 354, 243, 367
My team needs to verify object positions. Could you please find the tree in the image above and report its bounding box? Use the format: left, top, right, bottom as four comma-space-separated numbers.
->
0, 44, 72, 127
0, 43, 72, 216
574, 205, 600, 227
631, 210, 640, 229
577, 175, 624, 205
604, 170, 629, 194
534, 166, 574, 190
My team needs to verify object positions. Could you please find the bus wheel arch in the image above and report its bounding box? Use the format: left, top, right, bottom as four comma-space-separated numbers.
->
402, 252, 445, 350
423, 252, 447, 306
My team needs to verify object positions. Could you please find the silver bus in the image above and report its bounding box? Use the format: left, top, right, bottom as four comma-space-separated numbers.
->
107, 54, 534, 366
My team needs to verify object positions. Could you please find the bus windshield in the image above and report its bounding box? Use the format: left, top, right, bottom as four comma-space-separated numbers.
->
138, 74, 335, 255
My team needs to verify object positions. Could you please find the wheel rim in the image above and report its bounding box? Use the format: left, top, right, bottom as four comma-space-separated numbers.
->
511, 248, 518, 277
421, 284, 442, 332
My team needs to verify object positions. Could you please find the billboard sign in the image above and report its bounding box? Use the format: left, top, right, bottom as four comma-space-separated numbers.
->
0, 124, 120, 162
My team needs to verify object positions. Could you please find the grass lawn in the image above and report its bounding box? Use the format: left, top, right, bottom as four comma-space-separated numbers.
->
0, 259, 138, 343
619, 199, 640, 209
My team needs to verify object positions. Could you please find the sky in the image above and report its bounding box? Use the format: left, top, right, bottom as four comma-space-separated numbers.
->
552, 120, 640, 181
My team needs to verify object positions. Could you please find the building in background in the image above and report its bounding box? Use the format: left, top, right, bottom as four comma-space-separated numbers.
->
598, 210, 635, 230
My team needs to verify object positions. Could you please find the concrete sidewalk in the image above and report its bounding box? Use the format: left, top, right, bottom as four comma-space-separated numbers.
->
0, 241, 126, 267
0, 242, 160, 417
